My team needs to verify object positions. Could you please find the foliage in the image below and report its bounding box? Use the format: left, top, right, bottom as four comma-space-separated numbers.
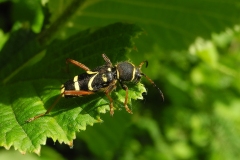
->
0, 22, 145, 154
0, 0, 240, 160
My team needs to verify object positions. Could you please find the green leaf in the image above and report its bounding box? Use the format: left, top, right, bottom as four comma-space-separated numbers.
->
78, 112, 132, 159
49, 0, 240, 50
0, 23, 146, 154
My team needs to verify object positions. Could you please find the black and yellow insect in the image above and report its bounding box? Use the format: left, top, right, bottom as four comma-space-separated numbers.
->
27, 54, 164, 122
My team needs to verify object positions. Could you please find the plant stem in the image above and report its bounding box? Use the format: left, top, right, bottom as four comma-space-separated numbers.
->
38, 0, 87, 45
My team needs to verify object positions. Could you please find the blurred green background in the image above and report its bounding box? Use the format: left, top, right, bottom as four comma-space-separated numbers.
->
0, 0, 240, 159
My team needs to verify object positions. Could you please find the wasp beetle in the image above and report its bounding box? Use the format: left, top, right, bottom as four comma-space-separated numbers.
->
27, 54, 164, 122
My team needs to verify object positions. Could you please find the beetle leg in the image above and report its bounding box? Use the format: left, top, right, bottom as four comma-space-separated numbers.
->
63, 90, 95, 96
119, 82, 133, 114
66, 58, 91, 71
104, 83, 117, 116
26, 94, 63, 122
105, 93, 114, 116
26, 90, 95, 122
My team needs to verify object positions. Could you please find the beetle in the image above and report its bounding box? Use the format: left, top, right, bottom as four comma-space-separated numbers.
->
26, 54, 164, 122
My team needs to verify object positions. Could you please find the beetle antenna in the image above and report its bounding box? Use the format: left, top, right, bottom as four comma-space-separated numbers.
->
139, 60, 148, 68
141, 73, 164, 101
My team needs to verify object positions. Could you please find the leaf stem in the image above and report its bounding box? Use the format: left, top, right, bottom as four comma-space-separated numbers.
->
37, 0, 87, 45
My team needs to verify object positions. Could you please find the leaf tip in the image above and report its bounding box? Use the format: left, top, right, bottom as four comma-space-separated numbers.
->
33, 148, 41, 155
96, 116, 103, 123
97, 104, 110, 113
68, 141, 74, 149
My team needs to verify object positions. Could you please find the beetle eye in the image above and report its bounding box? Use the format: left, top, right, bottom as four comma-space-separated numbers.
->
133, 70, 142, 83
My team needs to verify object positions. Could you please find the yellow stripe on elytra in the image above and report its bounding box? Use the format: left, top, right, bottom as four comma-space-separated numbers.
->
73, 76, 80, 90
61, 84, 65, 97
87, 71, 98, 74
88, 73, 98, 91
131, 67, 136, 81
